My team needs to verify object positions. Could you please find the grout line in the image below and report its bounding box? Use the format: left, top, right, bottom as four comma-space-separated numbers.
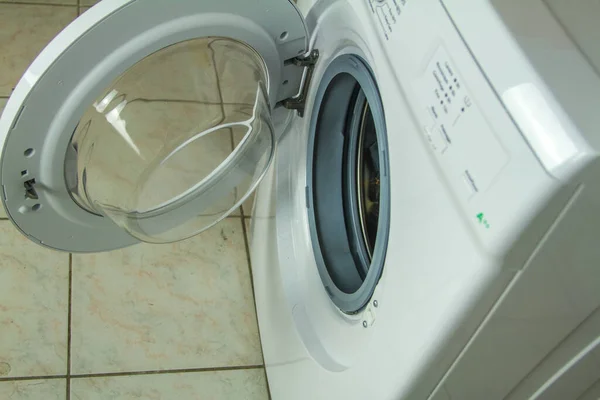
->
207, 41, 242, 218
0, 365, 264, 383
239, 212, 272, 397
2, 216, 243, 223
0, 375, 66, 382
265, 367, 273, 400
77, 0, 84, 17
239, 207, 272, 396
2, 216, 242, 222
66, 254, 73, 400
2, 95, 250, 107
0, 1, 76, 7
129, 98, 251, 108
239, 212, 253, 286
240, 216, 273, 396
207, 41, 232, 153
207, 40, 243, 213
70, 365, 264, 379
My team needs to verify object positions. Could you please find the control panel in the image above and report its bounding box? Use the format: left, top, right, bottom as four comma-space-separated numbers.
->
361, 0, 561, 252
366, 0, 408, 41
416, 47, 508, 200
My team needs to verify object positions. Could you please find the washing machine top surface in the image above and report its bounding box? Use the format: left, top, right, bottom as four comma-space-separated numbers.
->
0, 0, 310, 252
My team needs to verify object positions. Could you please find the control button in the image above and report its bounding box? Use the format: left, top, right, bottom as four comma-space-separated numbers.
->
423, 126, 445, 152
439, 125, 451, 144
464, 95, 472, 108
434, 128, 449, 155
423, 126, 435, 151
427, 106, 438, 121
462, 170, 479, 195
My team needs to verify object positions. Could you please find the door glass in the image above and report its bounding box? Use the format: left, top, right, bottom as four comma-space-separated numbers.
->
65, 38, 273, 243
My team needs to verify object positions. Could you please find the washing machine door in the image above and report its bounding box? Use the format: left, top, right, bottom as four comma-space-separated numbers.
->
0, 0, 308, 252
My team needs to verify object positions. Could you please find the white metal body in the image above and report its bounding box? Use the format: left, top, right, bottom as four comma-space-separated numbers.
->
251, 0, 600, 399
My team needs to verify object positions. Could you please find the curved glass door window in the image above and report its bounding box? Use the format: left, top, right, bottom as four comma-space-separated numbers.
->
65, 38, 273, 243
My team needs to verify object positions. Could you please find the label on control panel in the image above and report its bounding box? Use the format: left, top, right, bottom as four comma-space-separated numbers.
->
415, 46, 508, 200
367, 0, 408, 40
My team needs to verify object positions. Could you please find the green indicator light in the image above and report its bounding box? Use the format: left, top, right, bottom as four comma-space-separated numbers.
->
476, 213, 490, 229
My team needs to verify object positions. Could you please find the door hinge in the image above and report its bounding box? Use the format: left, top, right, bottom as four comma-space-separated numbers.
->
282, 49, 319, 117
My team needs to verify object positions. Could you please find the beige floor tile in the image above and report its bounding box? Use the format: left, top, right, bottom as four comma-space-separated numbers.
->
0, 4, 77, 96
242, 193, 256, 216
0, 98, 6, 218
0, 379, 66, 400
0, 97, 6, 118
71, 218, 262, 374
0, 222, 69, 378
97, 38, 222, 104
71, 369, 268, 400
0, 0, 75, 4
211, 38, 268, 105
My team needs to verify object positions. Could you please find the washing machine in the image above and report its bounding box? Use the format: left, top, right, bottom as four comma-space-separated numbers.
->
1, 0, 600, 399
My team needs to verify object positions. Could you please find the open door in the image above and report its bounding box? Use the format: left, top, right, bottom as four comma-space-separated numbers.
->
0, 0, 308, 252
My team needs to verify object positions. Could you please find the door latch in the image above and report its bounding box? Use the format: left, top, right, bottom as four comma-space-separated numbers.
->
24, 179, 38, 200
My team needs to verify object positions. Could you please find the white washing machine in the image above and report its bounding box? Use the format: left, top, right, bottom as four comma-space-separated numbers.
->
1, 0, 600, 399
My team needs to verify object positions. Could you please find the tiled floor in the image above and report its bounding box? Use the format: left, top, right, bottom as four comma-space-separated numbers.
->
0, 1, 265, 399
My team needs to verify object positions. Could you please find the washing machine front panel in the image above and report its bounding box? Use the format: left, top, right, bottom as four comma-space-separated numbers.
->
255, 0, 600, 399
257, 0, 509, 398
256, 1, 505, 394
0, 0, 308, 252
